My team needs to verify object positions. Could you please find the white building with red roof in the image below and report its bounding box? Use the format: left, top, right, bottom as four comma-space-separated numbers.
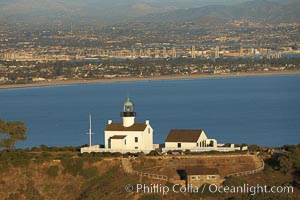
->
104, 98, 154, 153
81, 98, 155, 154
163, 129, 245, 152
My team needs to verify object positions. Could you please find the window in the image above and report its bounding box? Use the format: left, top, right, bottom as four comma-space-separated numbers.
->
191, 176, 196, 180
148, 128, 150, 134
177, 143, 181, 148
135, 137, 138, 143
124, 139, 126, 145
208, 175, 216, 179
108, 139, 111, 149
135, 147, 138, 149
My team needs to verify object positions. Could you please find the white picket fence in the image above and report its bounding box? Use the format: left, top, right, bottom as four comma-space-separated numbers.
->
226, 156, 264, 177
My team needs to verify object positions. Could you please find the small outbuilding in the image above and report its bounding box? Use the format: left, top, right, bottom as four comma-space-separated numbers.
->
164, 129, 217, 150
184, 167, 222, 187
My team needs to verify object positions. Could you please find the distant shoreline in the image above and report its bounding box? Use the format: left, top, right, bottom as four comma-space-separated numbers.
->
1, 70, 300, 90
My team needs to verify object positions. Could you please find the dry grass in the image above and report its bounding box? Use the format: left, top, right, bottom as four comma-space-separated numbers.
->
131, 155, 260, 180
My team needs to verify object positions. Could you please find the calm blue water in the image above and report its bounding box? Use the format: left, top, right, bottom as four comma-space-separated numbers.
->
1, 75, 300, 148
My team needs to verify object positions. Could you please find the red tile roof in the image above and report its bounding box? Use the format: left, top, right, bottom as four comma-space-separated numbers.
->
165, 129, 204, 142
110, 135, 127, 139
105, 123, 147, 131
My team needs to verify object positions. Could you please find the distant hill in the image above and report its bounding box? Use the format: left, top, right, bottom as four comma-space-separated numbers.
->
0, 0, 250, 26
0, 0, 299, 26
136, 0, 300, 24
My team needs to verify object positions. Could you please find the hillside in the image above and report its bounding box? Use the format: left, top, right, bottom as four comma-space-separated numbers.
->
0, 148, 299, 199
131, 155, 262, 179
0, 0, 249, 26
1, 0, 299, 26
137, 0, 300, 24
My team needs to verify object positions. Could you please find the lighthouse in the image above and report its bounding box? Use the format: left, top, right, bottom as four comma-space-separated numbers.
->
103, 98, 154, 153
121, 98, 136, 127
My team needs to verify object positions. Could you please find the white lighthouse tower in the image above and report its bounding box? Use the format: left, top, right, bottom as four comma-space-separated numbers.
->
103, 98, 154, 153
81, 98, 155, 154
121, 98, 136, 127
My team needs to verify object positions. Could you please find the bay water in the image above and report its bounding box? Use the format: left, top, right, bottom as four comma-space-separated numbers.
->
0, 75, 299, 148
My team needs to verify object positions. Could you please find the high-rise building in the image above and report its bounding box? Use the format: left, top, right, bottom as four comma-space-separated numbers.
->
163, 47, 167, 58
172, 46, 177, 58
155, 48, 160, 58
215, 46, 220, 59
240, 45, 243, 56
191, 46, 196, 59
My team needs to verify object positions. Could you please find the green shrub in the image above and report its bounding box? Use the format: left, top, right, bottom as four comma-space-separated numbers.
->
34, 157, 45, 164
112, 152, 122, 157
5, 193, 22, 200
47, 165, 59, 178
22, 181, 44, 200
58, 146, 76, 152
248, 144, 261, 152
81, 167, 98, 179
60, 153, 73, 158
0, 162, 9, 174
184, 149, 191, 154
279, 155, 293, 174
85, 157, 102, 163
3, 151, 32, 167
11, 159, 30, 168
48, 146, 59, 152
148, 150, 159, 156
31, 147, 39, 151
7, 181, 44, 200
93, 152, 103, 157
62, 158, 84, 176
40, 144, 48, 151
102, 152, 112, 157
138, 194, 163, 200
41, 152, 51, 158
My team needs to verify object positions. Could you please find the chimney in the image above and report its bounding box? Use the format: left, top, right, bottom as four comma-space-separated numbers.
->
108, 120, 112, 125
145, 120, 149, 125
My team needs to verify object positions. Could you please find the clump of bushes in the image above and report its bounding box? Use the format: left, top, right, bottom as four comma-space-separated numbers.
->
81, 167, 98, 179
31, 145, 78, 152
0, 151, 32, 168
139, 194, 163, 200
5, 181, 44, 200
47, 165, 59, 178
61, 158, 84, 176
60, 158, 99, 179
148, 150, 159, 156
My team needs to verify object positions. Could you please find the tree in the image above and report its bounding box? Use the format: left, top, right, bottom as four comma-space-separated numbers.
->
0, 119, 27, 150
278, 155, 293, 174
279, 144, 300, 173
